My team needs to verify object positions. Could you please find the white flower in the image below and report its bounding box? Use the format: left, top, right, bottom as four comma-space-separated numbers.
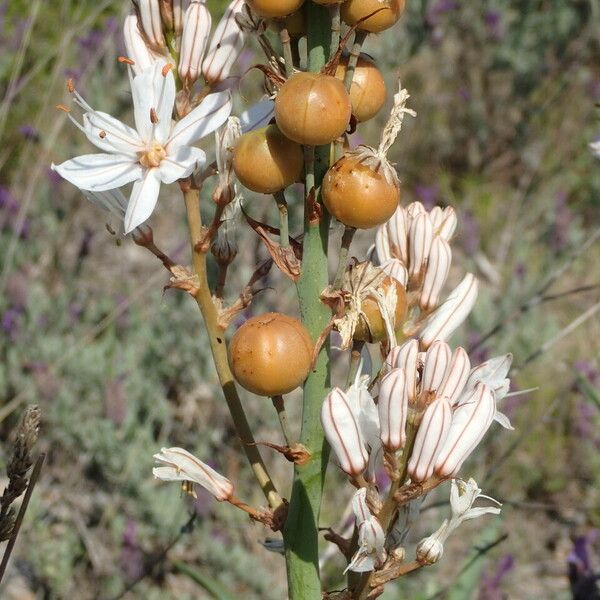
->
590, 139, 600, 160
153, 447, 234, 501
52, 60, 232, 233
345, 488, 387, 573
416, 478, 500, 565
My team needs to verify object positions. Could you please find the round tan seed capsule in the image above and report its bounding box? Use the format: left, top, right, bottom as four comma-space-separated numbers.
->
246, 0, 305, 18
232, 124, 304, 194
335, 55, 386, 122
341, 0, 405, 33
275, 72, 352, 145
229, 313, 313, 396
322, 154, 400, 229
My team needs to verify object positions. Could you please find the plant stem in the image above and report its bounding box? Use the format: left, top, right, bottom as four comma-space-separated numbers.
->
333, 225, 356, 289
279, 22, 295, 77
274, 191, 289, 248
329, 4, 341, 58
346, 339, 365, 387
272, 395, 293, 446
283, 5, 332, 600
182, 183, 283, 511
344, 30, 367, 91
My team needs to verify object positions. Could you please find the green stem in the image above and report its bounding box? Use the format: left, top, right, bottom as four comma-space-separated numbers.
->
274, 190, 289, 248
182, 184, 283, 511
278, 22, 295, 76
283, 5, 332, 600
272, 395, 293, 446
329, 4, 341, 59
343, 30, 367, 91
333, 226, 356, 289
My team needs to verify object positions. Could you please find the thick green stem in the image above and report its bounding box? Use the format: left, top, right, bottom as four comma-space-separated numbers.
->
283, 5, 332, 600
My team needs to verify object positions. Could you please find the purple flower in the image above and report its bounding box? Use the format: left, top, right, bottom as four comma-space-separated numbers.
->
484, 10, 505, 41
574, 360, 599, 385
478, 554, 514, 600
1, 308, 22, 342
414, 184, 438, 210
425, 0, 458, 27
18, 124, 39, 142
121, 520, 145, 580
568, 532, 600, 599
0, 186, 19, 213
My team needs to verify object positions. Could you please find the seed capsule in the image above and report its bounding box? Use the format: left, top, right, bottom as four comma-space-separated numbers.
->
341, 0, 406, 33
322, 154, 400, 229
275, 72, 351, 145
229, 313, 313, 396
246, 0, 305, 18
335, 55, 386, 123
232, 124, 304, 194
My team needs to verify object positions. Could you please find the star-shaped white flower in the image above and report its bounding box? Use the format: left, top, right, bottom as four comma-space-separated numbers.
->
52, 60, 232, 233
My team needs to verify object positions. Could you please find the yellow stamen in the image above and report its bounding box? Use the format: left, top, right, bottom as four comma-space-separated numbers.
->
139, 141, 167, 168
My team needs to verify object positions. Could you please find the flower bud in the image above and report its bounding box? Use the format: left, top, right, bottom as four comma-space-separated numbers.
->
434, 383, 495, 477
202, 0, 246, 85
437, 206, 457, 241
416, 531, 445, 565
408, 212, 433, 279
123, 15, 161, 76
407, 398, 451, 482
380, 258, 408, 288
158, 0, 184, 34
321, 388, 368, 476
420, 236, 451, 311
378, 368, 408, 451
138, 0, 166, 49
215, 116, 242, 195
387, 205, 409, 264
375, 222, 391, 263
384, 338, 418, 400
421, 340, 451, 396
420, 273, 478, 349
153, 447, 234, 501
436, 346, 470, 405
179, 1, 212, 86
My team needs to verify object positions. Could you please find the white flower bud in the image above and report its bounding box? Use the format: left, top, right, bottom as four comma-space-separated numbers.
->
375, 223, 391, 263
437, 206, 457, 241
434, 383, 495, 477
202, 0, 246, 85
179, 1, 212, 86
173, 0, 185, 34
416, 530, 445, 565
428, 206, 445, 231
437, 347, 471, 405
406, 201, 426, 219
378, 368, 408, 451
124, 15, 162, 76
138, 0, 166, 49
153, 447, 234, 500
407, 398, 452, 482
408, 212, 433, 279
420, 236, 451, 311
380, 258, 408, 288
420, 273, 479, 349
421, 340, 451, 395
321, 388, 368, 476
387, 205, 409, 264
385, 338, 418, 400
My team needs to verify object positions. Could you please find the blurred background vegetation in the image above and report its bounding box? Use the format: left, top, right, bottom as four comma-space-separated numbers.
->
0, 0, 599, 598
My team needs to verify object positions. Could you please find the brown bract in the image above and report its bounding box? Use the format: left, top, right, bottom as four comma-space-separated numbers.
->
233, 125, 304, 194
275, 72, 352, 145
335, 55, 386, 122
322, 154, 400, 229
341, 0, 405, 33
246, 0, 305, 18
229, 313, 314, 396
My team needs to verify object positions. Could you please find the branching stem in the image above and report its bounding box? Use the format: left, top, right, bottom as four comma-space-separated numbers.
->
182, 182, 283, 511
